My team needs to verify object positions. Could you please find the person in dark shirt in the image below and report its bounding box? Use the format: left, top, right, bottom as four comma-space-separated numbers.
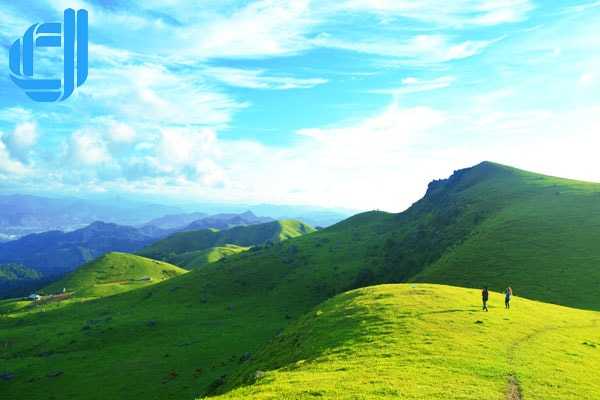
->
505, 287, 513, 309
482, 287, 489, 312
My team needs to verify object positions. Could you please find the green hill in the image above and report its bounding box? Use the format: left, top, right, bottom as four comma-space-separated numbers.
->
0, 263, 46, 299
3, 162, 600, 399
213, 284, 600, 399
42, 252, 187, 299
170, 244, 250, 269
138, 219, 315, 267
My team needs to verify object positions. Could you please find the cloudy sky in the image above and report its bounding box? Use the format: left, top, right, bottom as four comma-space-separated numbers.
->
1, 0, 600, 212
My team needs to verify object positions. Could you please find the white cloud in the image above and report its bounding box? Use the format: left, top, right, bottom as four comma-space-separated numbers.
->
0, 108, 34, 123
578, 72, 595, 87
372, 76, 455, 95
0, 141, 28, 175
9, 122, 37, 148
335, 0, 534, 26
0, 122, 38, 164
312, 33, 494, 64
206, 67, 327, 90
109, 122, 136, 143
178, 0, 314, 59
69, 130, 112, 166
80, 63, 245, 127
156, 128, 220, 168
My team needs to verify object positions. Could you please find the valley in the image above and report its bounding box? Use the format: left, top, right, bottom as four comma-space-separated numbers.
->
1, 162, 600, 399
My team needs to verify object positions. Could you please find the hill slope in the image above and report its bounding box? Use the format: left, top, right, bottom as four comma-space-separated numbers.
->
0, 263, 47, 299
170, 245, 250, 269
43, 252, 186, 299
410, 163, 600, 309
4, 162, 600, 399
138, 219, 315, 267
213, 284, 600, 399
0, 221, 168, 276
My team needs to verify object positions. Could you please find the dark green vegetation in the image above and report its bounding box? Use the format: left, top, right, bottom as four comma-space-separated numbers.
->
0, 221, 163, 276
0, 263, 47, 299
2, 162, 600, 399
138, 219, 314, 268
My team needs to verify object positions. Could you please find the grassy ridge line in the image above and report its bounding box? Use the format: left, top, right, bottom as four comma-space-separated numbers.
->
138, 220, 315, 266
171, 245, 250, 269
413, 165, 600, 310
42, 252, 187, 299
210, 284, 600, 399
4, 162, 600, 399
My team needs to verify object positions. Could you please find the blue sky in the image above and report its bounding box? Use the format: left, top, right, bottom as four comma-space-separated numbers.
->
1, 1, 600, 211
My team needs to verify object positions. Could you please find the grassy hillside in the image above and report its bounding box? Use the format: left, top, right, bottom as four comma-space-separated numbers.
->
3, 162, 600, 398
42, 252, 187, 299
171, 245, 250, 269
138, 219, 315, 266
0, 263, 47, 299
410, 164, 600, 309
212, 284, 600, 399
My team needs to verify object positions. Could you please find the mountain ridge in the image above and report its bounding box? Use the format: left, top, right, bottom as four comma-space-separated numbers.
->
138, 219, 316, 268
3, 162, 600, 398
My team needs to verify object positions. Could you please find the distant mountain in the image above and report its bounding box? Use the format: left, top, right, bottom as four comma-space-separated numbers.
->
0, 194, 181, 239
43, 252, 187, 299
0, 211, 291, 277
242, 204, 354, 228
0, 263, 48, 299
0, 221, 167, 276
139, 219, 315, 268
8, 162, 600, 399
173, 203, 354, 228
0, 194, 352, 241
142, 212, 208, 230
182, 211, 274, 231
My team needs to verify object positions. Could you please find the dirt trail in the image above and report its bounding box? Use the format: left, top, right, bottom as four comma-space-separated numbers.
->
507, 375, 522, 400
505, 319, 600, 400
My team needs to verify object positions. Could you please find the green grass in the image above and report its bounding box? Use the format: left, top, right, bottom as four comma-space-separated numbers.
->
138, 219, 315, 267
171, 245, 250, 269
411, 164, 600, 310
211, 284, 600, 399
42, 252, 187, 299
3, 162, 600, 398
0, 263, 46, 298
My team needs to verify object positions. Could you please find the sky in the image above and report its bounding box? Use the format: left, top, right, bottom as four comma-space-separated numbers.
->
1, 0, 600, 212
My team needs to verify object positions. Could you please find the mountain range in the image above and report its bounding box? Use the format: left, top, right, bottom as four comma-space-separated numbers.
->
2, 162, 600, 399
138, 219, 315, 268
0, 194, 180, 240
0, 211, 301, 297
0, 221, 160, 278
0, 195, 350, 241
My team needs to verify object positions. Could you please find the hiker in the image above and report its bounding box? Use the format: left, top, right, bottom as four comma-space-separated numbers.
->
505, 287, 513, 309
482, 287, 489, 312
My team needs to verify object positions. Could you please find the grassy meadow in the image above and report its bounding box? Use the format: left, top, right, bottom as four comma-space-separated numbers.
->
2, 162, 600, 399
212, 285, 600, 399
